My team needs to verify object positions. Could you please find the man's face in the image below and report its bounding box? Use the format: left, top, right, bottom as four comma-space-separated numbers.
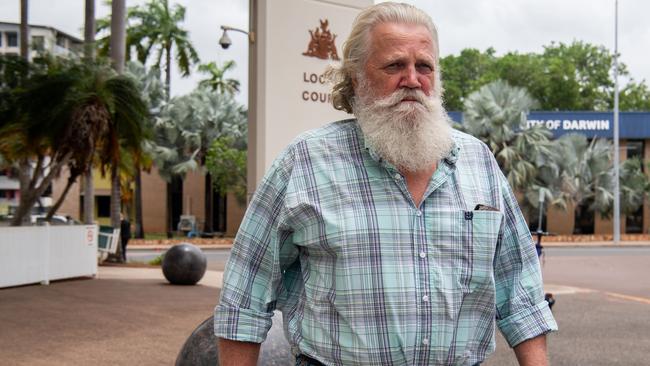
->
357, 22, 437, 101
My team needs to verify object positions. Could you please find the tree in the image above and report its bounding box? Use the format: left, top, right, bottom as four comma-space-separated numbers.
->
97, 0, 200, 97
462, 80, 553, 196
198, 61, 240, 95
124, 61, 166, 238
205, 136, 247, 204
149, 86, 246, 233
0, 56, 148, 226
83, 0, 96, 225
440, 41, 645, 111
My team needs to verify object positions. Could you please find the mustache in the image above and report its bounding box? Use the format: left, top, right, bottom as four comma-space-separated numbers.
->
372, 89, 433, 110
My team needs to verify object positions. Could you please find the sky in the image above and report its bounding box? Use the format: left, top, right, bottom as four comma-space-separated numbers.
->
1, 0, 648, 107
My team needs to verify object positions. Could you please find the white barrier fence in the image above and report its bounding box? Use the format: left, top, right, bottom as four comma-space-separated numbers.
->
0, 225, 98, 288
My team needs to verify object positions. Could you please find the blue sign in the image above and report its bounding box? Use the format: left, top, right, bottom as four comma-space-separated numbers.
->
449, 111, 650, 139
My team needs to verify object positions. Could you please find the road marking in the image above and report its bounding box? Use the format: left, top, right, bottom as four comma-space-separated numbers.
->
604, 292, 650, 305
545, 284, 594, 295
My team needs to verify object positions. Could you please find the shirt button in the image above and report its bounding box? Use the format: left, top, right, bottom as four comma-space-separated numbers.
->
394, 173, 402, 180
422, 338, 429, 345
422, 295, 429, 302
415, 210, 422, 217
419, 252, 426, 258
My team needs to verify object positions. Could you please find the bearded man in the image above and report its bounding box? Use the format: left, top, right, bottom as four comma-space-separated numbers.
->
214, 3, 557, 365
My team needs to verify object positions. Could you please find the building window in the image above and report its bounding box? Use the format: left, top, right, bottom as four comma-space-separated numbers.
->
7, 32, 18, 47
56, 35, 66, 47
97, 196, 111, 217
32, 35, 45, 51
0, 32, 3, 47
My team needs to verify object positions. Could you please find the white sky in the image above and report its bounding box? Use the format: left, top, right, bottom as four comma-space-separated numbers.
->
1, 0, 648, 107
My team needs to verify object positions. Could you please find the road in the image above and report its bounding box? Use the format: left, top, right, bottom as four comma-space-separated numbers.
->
131, 246, 650, 365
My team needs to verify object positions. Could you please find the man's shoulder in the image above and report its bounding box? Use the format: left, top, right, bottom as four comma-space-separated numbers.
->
292, 118, 358, 145
450, 128, 493, 157
270, 119, 359, 172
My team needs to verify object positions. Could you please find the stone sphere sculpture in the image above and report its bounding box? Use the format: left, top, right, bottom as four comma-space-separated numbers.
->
175, 312, 293, 366
162, 243, 207, 285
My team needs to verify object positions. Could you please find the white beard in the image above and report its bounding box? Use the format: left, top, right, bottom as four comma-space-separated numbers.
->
352, 79, 454, 173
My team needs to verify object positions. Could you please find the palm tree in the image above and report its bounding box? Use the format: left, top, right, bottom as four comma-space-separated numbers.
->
98, 0, 199, 235
548, 134, 649, 229
20, 0, 28, 60
462, 80, 553, 193
124, 61, 166, 238
109, 0, 127, 234
97, 0, 200, 98
149, 86, 246, 233
83, 0, 96, 225
198, 61, 240, 95
1, 57, 148, 226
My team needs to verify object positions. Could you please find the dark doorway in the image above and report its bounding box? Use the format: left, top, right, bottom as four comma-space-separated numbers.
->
213, 190, 227, 234
574, 202, 595, 234
171, 176, 183, 231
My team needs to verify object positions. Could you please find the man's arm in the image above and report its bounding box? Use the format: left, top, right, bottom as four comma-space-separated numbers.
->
513, 334, 548, 366
218, 338, 261, 366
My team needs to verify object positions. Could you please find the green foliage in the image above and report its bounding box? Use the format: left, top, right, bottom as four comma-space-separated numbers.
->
148, 86, 247, 181
441, 41, 649, 112
462, 80, 650, 224
0, 54, 149, 225
205, 136, 247, 203
148, 253, 164, 266
462, 80, 551, 193
198, 61, 240, 95
96, 0, 200, 94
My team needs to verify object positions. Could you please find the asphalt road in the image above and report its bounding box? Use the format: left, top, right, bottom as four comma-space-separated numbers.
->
130, 246, 650, 364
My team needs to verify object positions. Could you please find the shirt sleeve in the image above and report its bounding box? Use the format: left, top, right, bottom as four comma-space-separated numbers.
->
494, 172, 558, 347
213, 147, 299, 343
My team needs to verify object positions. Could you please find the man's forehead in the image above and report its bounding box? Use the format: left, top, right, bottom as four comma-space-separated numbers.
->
367, 22, 437, 60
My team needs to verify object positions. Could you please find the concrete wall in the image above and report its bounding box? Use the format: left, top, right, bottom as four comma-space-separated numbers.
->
141, 167, 167, 233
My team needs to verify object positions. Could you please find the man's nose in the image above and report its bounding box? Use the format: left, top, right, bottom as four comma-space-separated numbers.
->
400, 65, 421, 89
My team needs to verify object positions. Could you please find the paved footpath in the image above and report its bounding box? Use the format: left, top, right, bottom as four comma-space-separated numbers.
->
0, 266, 222, 366
2, 242, 648, 365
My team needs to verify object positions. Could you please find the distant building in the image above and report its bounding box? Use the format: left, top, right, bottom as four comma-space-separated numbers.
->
450, 111, 650, 235
0, 21, 82, 57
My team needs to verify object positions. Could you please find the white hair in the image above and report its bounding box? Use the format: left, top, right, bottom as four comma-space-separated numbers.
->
326, 2, 440, 113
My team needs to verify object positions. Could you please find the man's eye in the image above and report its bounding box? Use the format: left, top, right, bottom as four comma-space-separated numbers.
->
385, 63, 403, 71
417, 64, 433, 73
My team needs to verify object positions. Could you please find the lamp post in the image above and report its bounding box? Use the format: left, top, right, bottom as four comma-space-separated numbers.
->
219, 0, 258, 205
613, 0, 620, 244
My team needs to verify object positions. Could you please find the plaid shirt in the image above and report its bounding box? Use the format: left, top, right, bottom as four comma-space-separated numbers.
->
214, 120, 557, 365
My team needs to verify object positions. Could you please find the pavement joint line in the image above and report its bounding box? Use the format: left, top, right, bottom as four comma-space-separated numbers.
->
546, 283, 650, 305
603, 291, 650, 305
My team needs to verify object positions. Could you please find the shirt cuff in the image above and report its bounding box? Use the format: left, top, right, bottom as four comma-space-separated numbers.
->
497, 301, 558, 347
213, 304, 273, 343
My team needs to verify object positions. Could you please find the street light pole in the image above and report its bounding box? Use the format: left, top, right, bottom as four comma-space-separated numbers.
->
613, 0, 621, 244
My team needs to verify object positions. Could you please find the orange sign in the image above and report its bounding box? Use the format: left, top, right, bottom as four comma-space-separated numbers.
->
302, 19, 340, 61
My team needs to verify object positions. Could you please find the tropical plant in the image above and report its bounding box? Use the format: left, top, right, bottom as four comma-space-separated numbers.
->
205, 136, 247, 204
198, 61, 240, 95
124, 60, 166, 238
0, 56, 148, 226
462, 80, 553, 195
149, 86, 246, 232
97, 0, 200, 97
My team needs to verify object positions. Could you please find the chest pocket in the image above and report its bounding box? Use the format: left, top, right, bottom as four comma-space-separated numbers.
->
430, 210, 502, 294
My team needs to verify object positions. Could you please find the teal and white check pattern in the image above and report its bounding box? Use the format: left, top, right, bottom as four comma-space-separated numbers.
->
214, 120, 557, 365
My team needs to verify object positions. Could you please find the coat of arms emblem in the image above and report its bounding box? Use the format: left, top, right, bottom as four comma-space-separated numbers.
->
302, 19, 340, 61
